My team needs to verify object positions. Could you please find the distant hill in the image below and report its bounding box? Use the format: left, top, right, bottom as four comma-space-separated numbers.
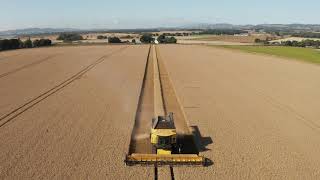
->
1, 24, 320, 38
0, 28, 81, 37
181, 23, 253, 30
254, 24, 320, 31
0, 28, 160, 38
182, 23, 320, 31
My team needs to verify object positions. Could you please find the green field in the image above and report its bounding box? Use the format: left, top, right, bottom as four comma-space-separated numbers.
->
220, 46, 320, 64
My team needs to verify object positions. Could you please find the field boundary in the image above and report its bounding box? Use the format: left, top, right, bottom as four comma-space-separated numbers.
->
215, 45, 320, 65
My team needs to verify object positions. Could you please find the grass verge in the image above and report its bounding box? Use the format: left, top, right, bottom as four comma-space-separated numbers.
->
219, 45, 320, 64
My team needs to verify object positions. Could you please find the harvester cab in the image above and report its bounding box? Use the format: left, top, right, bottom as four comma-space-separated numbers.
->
151, 113, 178, 155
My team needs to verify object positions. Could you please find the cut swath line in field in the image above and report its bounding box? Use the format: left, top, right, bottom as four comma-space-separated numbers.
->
0, 53, 22, 61
128, 45, 153, 154
0, 54, 60, 79
0, 46, 128, 128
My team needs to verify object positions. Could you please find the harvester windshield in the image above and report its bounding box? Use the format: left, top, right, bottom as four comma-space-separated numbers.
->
158, 136, 171, 146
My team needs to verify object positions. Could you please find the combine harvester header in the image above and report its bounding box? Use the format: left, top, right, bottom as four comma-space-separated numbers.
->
125, 153, 208, 166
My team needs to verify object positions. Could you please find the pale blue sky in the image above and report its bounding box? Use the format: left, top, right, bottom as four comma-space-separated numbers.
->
0, 0, 319, 30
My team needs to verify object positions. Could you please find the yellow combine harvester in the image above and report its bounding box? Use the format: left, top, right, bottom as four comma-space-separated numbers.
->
125, 113, 208, 166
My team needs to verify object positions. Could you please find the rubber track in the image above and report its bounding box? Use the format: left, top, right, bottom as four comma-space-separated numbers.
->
170, 166, 175, 180
154, 166, 158, 180
0, 46, 128, 128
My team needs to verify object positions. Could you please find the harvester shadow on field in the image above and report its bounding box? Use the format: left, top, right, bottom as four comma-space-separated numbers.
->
175, 125, 214, 166
190, 126, 213, 152
175, 126, 213, 153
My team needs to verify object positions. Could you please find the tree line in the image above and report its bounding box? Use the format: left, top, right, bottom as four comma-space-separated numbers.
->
0, 38, 52, 51
262, 30, 320, 38
157, 35, 177, 43
292, 32, 320, 39
56, 33, 178, 44
140, 34, 177, 44
155, 32, 192, 37
57, 33, 124, 43
108, 37, 122, 43
255, 38, 320, 48
97, 35, 108, 39
57, 33, 84, 42
280, 39, 320, 48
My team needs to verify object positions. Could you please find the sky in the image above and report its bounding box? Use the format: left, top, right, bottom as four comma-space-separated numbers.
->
0, 0, 319, 31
